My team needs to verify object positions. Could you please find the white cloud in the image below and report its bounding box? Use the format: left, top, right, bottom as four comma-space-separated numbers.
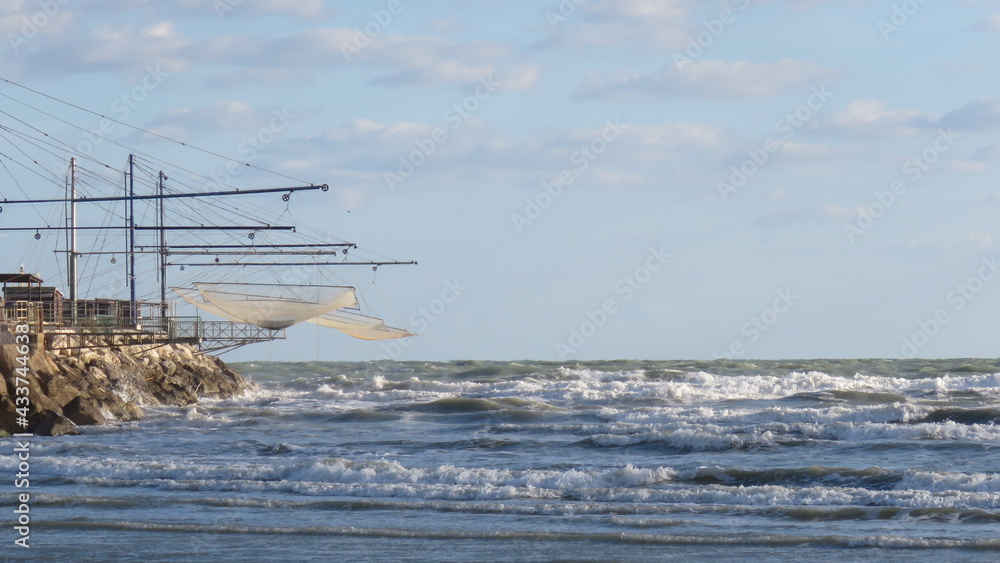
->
5, 17, 539, 91
196, 30, 538, 90
204, 69, 314, 88
74, 0, 331, 19
816, 99, 935, 137
816, 98, 1000, 137
973, 144, 1000, 160
5, 20, 192, 74
323, 118, 440, 145
938, 98, 1000, 131
776, 141, 838, 159
536, 0, 697, 51
626, 123, 728, 150
590, 169, 646, 189
154, 100, 259, 131
215, 0, 328, 19
964, 228, 996, 251
537, 0, 851, 52
582, 0, 694, 20
0, 1, 77, 61
975, 13, 1000, 31
755, 203, 850, 229
819, 203, 854, 220
948, 161, 989, 174
579, 59, 837, 98
282, 116, 734, 198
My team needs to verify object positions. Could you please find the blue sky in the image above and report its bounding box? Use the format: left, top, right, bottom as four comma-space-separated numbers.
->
1, 0, 1000, 362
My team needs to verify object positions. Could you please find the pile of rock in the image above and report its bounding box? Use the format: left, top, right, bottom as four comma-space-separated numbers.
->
0, 343, 255, 436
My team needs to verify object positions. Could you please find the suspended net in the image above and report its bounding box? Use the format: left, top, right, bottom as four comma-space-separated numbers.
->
306, 310, 414, 340
186, 282, 358, 330
173, 287, 245, 324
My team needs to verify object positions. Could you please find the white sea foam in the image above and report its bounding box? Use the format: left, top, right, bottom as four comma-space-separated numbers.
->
897, 470, 1000, 493
589, 423, 776, 451
286, 370, 1000, 415
20, 454, 1000, 510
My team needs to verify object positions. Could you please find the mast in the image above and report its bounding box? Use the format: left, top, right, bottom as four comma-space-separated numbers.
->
158, 171, 167, 319
67, 157, 78, 323
128, 154, 137, 324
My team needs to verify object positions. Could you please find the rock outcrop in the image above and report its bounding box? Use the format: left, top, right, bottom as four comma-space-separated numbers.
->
0, 342, 255, 436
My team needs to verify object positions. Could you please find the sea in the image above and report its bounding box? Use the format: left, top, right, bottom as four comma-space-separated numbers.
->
3, 359, 1000, 562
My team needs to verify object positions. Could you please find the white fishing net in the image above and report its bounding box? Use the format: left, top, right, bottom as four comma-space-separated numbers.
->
185, 282, 358, 330
307, 309, 414, 340
173, 286, 245, 324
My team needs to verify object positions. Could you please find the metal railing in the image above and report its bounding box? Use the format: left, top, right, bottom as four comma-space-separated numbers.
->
62, 299, 166, 329
1, 298, 283, 350
201, 320, 283, 343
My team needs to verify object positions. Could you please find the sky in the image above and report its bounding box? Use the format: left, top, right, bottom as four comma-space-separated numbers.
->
1, 0, 1000, 362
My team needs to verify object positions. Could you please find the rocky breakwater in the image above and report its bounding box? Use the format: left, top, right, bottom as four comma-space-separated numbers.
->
0, 342, 256, 436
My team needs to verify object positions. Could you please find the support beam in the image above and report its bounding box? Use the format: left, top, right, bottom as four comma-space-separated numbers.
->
167, 261, 418, 267
0, 225, 298, 231
137, 243, 356, 250
0, 184, 329, 205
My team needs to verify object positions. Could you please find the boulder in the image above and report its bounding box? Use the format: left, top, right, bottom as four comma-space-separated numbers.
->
0, 342, 252, 436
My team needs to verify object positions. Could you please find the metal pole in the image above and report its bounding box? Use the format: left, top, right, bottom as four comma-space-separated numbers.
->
128, 154, 137, 325
69, 157, 77, 324
159, 171, 167, 319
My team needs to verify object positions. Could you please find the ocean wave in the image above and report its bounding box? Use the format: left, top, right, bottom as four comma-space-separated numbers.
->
681, 465, 903, 490
41, 519, 1000, 549
24, 491, 1000, 527
275, 369, 1000, 410
587, 424, 776, 451
597, 402, 931, 427
15, 454, 1000, 511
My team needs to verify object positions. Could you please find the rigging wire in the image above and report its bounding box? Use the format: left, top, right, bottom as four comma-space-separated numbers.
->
0, 77, 310, 185
0, 126, 71, 171
0, 77, 415, 322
